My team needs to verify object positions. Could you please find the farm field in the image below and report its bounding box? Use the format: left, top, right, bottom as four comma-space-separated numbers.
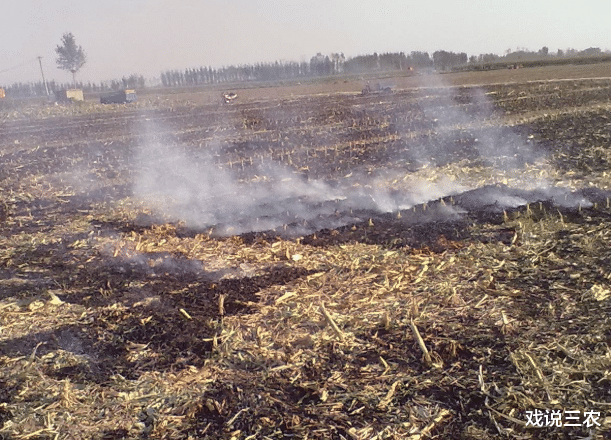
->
1, 66, 611, 439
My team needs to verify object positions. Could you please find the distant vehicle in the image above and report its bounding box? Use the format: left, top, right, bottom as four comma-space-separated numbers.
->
100, 89, 137, 104
55, 89, 84, 102
361, 82, 393, 96
221, 92, 238, 104
0, 88, 5, 99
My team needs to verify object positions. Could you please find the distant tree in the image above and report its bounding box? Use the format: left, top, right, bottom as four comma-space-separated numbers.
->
557, 48, 564, 57
433, 50, 449, 70
580, 47, 602, 57
55, 32, 87, 88
120, 74, 141, 89
538, 46, 549, 57
433, 50, 467, 71
310, 53, 327, 76
479, 53, 500, 64
409, 51, 432, 68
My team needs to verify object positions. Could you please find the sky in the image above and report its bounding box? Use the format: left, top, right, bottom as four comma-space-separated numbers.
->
1, 0, 609, 85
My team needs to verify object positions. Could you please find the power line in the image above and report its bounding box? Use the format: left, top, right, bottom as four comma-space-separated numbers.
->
0, 58, 40, 76
38, 57, 50, 96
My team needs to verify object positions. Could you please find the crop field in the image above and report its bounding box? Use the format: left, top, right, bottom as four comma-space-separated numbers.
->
1, 67, 611, 439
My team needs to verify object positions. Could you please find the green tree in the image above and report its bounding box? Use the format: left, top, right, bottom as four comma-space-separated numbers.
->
55, 33, 86, 88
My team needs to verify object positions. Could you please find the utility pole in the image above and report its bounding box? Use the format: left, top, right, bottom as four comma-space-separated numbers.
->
37, 56, 50, 96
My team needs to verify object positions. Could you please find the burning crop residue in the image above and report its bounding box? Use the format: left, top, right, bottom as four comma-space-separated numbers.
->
134, 130, 471, 236
133, 77, 601, 239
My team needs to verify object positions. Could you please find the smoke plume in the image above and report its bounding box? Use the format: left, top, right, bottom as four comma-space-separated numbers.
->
134, 76, 595, 236
134, 120, 466, 236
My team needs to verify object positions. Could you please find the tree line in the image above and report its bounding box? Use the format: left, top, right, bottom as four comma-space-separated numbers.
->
158, 51, 448, 87
1, 74, 146, 99
468, 46, 608, 66
161, 46, 610, 86
2, 46, 610, 98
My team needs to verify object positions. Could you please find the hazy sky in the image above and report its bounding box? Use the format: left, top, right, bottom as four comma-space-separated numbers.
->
1, 0, 609, 85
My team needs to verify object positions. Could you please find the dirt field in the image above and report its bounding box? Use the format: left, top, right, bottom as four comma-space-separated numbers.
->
1, 65, 611, 439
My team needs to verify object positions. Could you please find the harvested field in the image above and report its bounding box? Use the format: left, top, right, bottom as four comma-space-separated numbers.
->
1, 68, 611, 439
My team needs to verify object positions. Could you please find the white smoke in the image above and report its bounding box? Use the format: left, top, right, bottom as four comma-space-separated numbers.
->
413, 73, 544, 171
134, 119, 467, 235
133, 76, 594, 236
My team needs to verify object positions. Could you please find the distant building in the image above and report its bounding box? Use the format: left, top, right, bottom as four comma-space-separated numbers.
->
55, 89, 84, 102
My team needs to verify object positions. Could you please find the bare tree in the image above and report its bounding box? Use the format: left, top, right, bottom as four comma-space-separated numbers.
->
55, 33, 86, 88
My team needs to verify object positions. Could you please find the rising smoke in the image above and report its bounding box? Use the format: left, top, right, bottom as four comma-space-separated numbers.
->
134, 128, 468, 236
133, 74, 594, 236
